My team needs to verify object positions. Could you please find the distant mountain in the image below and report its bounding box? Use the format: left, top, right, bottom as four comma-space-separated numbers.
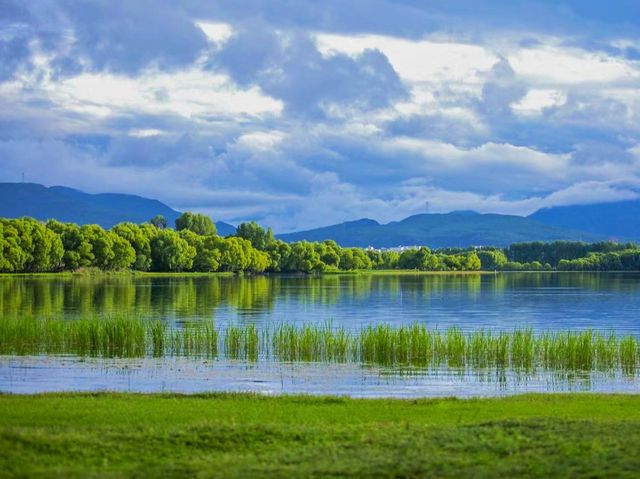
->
5, 182, 634, 247
0, 183, 235, 234
278, 211, 603, 248
215, 221, 237, 237
529, 200, 640, 241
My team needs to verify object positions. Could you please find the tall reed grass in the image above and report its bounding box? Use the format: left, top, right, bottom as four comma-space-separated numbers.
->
1, 317, 638, 373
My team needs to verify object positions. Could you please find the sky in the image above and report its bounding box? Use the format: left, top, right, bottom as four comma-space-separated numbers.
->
1, 0, 640, 232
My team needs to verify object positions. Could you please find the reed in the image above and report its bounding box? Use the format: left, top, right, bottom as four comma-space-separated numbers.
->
1, 317, 639, 374
224, 324, 259, 360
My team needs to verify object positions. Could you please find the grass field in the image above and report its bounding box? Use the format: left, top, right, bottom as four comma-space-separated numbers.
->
1, 393, 639, 478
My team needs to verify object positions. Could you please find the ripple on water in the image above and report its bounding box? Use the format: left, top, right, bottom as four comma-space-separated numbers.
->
1, 355, 639, 397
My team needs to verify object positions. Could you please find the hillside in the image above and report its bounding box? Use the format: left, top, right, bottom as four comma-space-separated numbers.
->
0, 183, 236, 234
529, 200, 640, 241
278, 211, 603, 248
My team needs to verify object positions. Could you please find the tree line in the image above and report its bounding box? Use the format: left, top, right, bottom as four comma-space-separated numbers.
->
474, 241, 640, 271
1, 215, 639, 273
0, 214, 481, 273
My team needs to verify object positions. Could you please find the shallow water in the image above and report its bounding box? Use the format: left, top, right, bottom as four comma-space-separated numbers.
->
2, 355, 638, 397
1, 272, 640, 396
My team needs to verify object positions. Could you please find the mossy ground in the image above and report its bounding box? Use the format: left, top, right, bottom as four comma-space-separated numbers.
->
1, 393, 639, 478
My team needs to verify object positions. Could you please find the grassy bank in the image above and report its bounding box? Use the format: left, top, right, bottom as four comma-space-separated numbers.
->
1, 393, 639, 478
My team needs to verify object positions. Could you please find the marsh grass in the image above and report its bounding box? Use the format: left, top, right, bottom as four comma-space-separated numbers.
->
1, 317, 639, 373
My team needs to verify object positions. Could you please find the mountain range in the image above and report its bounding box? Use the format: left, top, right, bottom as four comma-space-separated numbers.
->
277, 212, 604, 248
1, 182, 638, 247
528, 201, 640, 241
0, 183, 236, 236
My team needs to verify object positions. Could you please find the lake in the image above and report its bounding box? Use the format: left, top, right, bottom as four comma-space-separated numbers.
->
1, 272, 639, 396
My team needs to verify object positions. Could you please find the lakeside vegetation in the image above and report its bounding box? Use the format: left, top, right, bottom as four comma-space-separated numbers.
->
1, 393, 640, 477
2, 214, 640, 274
2, 316, 638, 373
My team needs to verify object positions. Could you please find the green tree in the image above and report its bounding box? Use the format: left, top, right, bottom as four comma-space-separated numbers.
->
81, 225, 115, 269
381, 251, 400, 269
340, 248, 372, 270
398, 247, 437, 270
477, 250, 508, 270
149, 215, 167, 229
108, 232, 136, 270
197, 235, 224, 272
0, 222, 5, 271
466, 252, 481, 271
366, 250, 384, 269
46, 220, 93, 270
0, 220, 28, 272
112, 223, 153, 271
285, 242, 324, 273
217, 237, 251, 272
265, 240, 291, 272
175, 212, 217, 236
236, 222, 274, 250
24, 218, 63, 272
150, 229, 196, 272
314, 241, 341, 269
178, 229, 224, 272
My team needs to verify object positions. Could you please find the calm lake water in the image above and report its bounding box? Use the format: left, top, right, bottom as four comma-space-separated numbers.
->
1, 272, 639, 396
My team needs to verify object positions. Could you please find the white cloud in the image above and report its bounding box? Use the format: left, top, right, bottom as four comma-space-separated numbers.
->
128, 129, 165, 138
508, 45, 640, 85
537, 180, 640, 208
196, 22, 233, 45
233, 131, 286, 151
511, 88, 567, 116
315, 33, 497, 85
42, 69, 283, 120
383, 137, 570, 176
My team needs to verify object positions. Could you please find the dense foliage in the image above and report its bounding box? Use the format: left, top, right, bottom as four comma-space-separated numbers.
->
1, 215, 639, 273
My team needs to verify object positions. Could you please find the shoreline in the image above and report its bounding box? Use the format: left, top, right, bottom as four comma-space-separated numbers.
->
1, 269, 640, 278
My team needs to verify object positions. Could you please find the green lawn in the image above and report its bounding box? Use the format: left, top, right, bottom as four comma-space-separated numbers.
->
1, 393, 640, 478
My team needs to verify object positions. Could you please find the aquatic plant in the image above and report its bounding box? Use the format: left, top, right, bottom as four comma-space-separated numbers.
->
1, 317, 639, 374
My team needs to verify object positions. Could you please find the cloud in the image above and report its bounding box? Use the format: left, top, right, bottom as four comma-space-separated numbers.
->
211, 22, 408, 118
478, 57, 526, 125
511, 89, 567, 116
56, 0, 209, 75
0, 0, 640, 232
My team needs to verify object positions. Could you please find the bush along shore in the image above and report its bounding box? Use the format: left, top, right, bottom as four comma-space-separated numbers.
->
1, 316, 638, 374
2, 214, 640, 274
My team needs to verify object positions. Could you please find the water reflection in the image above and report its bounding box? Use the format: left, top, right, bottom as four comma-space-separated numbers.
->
1, 272, 640, 332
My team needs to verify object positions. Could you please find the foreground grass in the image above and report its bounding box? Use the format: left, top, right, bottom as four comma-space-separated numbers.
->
1, 393, 640, 478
